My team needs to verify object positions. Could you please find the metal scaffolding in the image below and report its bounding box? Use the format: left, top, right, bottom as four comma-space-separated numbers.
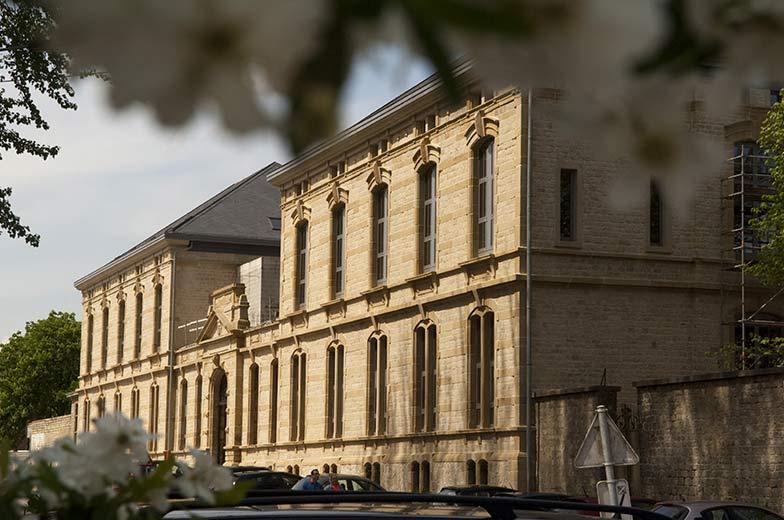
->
720, 143, 783, 367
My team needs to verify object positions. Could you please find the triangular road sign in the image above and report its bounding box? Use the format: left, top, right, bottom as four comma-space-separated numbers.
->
574, 412, 639, 468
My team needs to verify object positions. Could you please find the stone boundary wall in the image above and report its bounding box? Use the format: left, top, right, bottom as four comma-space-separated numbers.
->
27, 415, 72, 451
636, 368, 784, 509
534, 385, 620, 495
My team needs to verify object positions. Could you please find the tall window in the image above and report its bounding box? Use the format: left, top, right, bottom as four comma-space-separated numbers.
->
101, 307, 109, 369
421, 461, 431, 492
148, 384, 159, 452
466, 460, 477, 485
114, 391, 122, 413
414, 321, 438, 432
296, 223, 309, 308
419, 163, 437, 272
117, 300, 125, 363
372, 462, 381, 485
97, 395, 106, 418
410, 462, 420, 492
83, 398, 90, 432
367, 333, 388, 436
73, 402, 78, 440
153, 284, 163, 351
560, 169, 577, 241
650, 181, 663, 246
86, 314, 94, 373
290, 352, 307, 441
474, 138, 494, 255
468, 308, 495, 428
373, 185, 389, 285
269, 359, 278, 444
194, 375, 202, 448
178, 379, 188, 450
478, 459, 489, 485
248, 364, 259, 445
134, 293, 143, 358
332, 205, 346, 299
130, 387, 140, 419
325, 344, 344, 439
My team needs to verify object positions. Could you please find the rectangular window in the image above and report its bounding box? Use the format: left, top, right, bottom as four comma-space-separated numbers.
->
650, 181, 663, 246
248, 365, 258, 445
420, 165, 437, 272
296, 223, 308, 308
474, 139, 494, 255
101, 307, 109, 369
559, 169, 577, 241
269, 360, 278, 444
414, 323, 437, 432
149, 385, 159, 452
73, 402, 78, 440
332, 206, 345, 299
194, 377, 202, 448
373, 186, 389, 284
117, 300, 125, 363
135, 293, 143, 358
86, 314, 94, 373
153, 285, 162, 351
326, 346, 344, 439
179, 380, 188, 450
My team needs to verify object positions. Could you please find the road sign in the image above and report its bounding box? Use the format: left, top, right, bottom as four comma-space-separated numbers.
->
597, 479, 631, 520
574, 408, 639, 469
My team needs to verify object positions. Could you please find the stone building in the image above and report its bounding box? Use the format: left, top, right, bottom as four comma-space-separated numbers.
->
70, 64, 783, 492
71, 163, 282, 456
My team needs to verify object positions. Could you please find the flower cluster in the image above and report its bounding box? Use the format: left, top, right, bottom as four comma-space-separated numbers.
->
0, 413, 236, 520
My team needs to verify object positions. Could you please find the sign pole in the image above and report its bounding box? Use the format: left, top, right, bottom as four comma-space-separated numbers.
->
596, 405, 619, 507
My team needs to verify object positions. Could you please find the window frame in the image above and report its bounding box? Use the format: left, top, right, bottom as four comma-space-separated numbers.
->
419, 163, 437, 273
413, 321, 437, 433
295, 222, 309, 309
153, 284, 163, 351
101, 306, 109, 369
269, 359, 278, 444
331, 204, 346, 299
649, 180, 664, 247
86, 313, 94, 373
473, 138, 495, 256
134, 292, 143, 359
178, 378, 188, 450
290, 352, 306, 441
248, 363, 259, 445
373, 185, 389, 285
559, 168, 578, 242
468, 308, 495, 428
325, 343, 344, 439
117, 300, 125, 363
367, 333, 388, 436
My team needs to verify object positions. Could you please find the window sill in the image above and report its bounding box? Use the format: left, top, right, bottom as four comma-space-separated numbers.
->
554, 239, 582, 249
405, 271, 437, 284
458, 253, 496, 269
360, 285, 388, 297
646, 245, 672, 255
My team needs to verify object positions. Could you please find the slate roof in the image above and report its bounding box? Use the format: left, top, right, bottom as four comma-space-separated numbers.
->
75, 162, 281, 288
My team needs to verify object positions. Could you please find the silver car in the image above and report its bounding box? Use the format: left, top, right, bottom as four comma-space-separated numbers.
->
653, 501, 783, 520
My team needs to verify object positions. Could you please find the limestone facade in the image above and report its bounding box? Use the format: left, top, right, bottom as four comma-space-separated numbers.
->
71, 68, 784, 493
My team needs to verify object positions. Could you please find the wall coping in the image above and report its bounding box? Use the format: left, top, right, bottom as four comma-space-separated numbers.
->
634, 366, 784, 388
534, 385, 621, 400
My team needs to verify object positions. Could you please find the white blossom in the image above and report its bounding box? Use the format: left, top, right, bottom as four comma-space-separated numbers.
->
55, 0, 327, 133
175, 450, 234, 504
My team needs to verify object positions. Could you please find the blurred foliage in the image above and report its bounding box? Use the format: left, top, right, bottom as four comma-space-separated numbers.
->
0, 311, 80, 447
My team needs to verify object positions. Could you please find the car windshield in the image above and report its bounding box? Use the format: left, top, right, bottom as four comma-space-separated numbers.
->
653, 505, 689, 520
729, 507, 784, 520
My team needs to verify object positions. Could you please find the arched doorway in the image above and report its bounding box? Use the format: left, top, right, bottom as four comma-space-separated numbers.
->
211, 370, 228, 464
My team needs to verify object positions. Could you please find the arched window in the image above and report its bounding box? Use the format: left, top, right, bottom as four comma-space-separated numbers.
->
364, 462, 372, 479
82, 398, 90, 432
330, 463, 338, 474
290, 352, 307, 441
117, 299, 126, 363
130, 387, 140, 419
178, 378, 188, 450
419, 162, 437, 272
373, 185, 389, 285
269, 359, 279, 444
331, 204, 346, 299
466, 460, 476, 485
296, 222, 309, 309
421, 461, 430, 493
414, 321, 438, 432
473, 137, 494, 255
101, 306, 109, 369
478, 459, 489, 485
468, 307, 495, 428
96, 395, 105, 418
372, 462, 381, 485
325, 343, 344, 439
72, 401, 78, 440
293, 465, 300, 476
153, 284, 163, 351
194, 375, 202, 448
410, 462, 420, 492
134, 292, 143, 359
248, 363, 259, 445
113, 391, 122, 413
287, 465, 294, 474
322, 463, 330, 474
86, 314, 94, 373
649, 180, 664, 247
367, 333, 388, 436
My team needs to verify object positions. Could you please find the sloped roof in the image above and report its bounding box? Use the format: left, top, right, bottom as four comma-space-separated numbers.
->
75, 162, 282, 289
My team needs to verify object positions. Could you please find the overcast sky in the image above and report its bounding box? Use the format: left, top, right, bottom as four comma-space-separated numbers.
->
0, 47, 432, 342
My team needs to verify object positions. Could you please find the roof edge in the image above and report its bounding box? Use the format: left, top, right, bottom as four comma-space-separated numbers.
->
267, 59, 475, 186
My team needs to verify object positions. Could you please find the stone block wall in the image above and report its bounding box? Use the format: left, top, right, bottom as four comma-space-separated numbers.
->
636, 368, 784, 509
534, 385, 619, 496
27, 415, 72, 450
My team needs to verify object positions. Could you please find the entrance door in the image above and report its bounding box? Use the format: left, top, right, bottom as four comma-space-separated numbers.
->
212, 371, 228, 464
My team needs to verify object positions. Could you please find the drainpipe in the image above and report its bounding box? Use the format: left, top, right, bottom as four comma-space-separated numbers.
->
525, 88, 534, 491
166, 249, 177, 455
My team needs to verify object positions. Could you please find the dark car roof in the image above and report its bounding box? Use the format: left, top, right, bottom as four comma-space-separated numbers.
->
442, 486, 517, 492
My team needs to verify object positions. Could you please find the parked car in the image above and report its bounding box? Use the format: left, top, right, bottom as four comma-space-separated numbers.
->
653, 502, 784, 520
439, 485, 517, 497
291, 474, 385, 492
229, 466, 271, 474
232, 470, 301, 492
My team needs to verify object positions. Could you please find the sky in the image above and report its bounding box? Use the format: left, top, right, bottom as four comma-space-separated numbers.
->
0, 47, 432, 342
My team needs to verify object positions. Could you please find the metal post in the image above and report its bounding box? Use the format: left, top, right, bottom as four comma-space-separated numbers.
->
596, 405, 618, 506
525, 88, 534, 491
